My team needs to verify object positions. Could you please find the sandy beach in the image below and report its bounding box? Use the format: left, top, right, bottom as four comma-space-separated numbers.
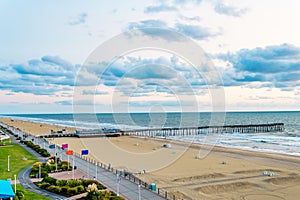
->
2, 117, 300, 199
0, 117, 76, 135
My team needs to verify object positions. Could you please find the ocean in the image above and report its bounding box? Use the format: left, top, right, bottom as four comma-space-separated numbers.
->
2, 111, 300, 156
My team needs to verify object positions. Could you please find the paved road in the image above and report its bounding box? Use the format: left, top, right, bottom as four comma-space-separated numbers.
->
9, 134, 71, 200
18, 166, 70, 200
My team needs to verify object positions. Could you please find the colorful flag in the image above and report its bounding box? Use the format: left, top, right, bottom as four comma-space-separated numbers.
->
66, 150, 73, 156
62, 144, 68, 149
81, 149, 89, 155
49, 144, 55, 149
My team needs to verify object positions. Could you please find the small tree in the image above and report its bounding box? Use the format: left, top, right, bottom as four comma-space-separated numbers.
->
86, 183, 102, 200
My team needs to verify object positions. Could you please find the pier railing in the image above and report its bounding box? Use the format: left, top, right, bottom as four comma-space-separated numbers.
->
122, 123, 284, 137
34, 123, 285, 138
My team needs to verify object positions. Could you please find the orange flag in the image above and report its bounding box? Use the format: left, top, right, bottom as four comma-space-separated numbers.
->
66, 150, 73, 156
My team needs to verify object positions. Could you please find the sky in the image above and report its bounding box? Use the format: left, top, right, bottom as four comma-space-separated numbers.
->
0, 0, 300, 114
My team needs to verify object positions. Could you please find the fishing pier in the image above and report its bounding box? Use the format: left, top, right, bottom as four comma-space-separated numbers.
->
121, 123, 284, 137
36, 123, 284, 138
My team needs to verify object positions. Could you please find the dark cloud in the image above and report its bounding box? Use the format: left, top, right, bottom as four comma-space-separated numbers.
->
0, 56, 76, 95
220, 44, 300, 74
218, 43, 300, 90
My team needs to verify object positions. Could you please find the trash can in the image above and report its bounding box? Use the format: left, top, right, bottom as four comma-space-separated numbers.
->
149, 183, 156, 191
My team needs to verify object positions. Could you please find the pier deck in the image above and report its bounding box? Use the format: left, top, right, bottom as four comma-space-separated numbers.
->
37, 123, 284, 138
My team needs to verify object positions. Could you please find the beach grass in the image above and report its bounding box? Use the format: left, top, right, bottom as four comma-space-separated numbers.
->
0, 142, 38, 180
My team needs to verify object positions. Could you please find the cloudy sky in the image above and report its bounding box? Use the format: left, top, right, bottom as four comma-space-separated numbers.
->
0, 0, 299, 114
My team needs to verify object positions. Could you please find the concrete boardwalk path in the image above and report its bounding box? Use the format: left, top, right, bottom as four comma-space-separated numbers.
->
13, 136, 70, 200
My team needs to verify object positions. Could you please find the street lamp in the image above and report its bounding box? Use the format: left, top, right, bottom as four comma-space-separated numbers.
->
138, 185, 141, 200
14, 174, 16, 193
7, 155, 10, 172
39, 164, 41, 179
116, 174, 121, 196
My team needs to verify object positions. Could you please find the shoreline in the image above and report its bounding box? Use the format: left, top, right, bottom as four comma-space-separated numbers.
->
0, 116, 299, 158
1, 117, 300, 199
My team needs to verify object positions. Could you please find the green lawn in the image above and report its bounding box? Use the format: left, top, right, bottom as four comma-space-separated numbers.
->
0, 141, 50, 200
0, 142, 38, 180
16, 184, 51, 200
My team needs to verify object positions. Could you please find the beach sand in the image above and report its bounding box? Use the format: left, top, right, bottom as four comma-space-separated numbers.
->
0, 117, 75, 135
2, 117, 300, 199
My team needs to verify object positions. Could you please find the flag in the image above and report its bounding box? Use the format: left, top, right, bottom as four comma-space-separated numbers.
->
62, 144, 68, 149
66, 150, 73, 156
81, 149, 89, 155
49, 144, 55, 149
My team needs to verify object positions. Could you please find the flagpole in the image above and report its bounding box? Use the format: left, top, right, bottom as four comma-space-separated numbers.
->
55, 144, 57, 172
87, 157, 89, 179
72, 154, 75, 179
95, 162, 97, 180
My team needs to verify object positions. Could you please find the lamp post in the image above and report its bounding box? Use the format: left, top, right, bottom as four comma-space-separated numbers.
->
14, 174, 16, 193
116, 174, 120, 196
72, 154, 75, 179
39, 164, 41, 179
95, 162, 97, 180
87, 158, 89, 179
138, 185, 141, 200
8, 155, 10, 172
55, 145, 58, 172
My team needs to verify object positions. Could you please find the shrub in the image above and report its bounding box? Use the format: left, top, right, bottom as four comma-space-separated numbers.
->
16, 190, 25, 200
47, 185, 60, 193
40, 182, 51, 189
67, 179, 82, 187
76, 185, 85, 193
67, 187, 78, 195
61, 160, 69, 166
57, 179, 68, 187
41, 171, 49, 178
82, 180, 106, 189
61, 165, 69, 171
38, 149, 50, 157
109, 196, 125, 200
42, 176, 57, 185
60, 186, 69, 194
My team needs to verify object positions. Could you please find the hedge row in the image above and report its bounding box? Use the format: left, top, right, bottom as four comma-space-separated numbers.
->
21, 140, 50, 157
36, 177, 107, 197
30, 158, 72, 178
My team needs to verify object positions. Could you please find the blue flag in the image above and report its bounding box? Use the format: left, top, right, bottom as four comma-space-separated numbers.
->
49, 144, 55, 149
81, 149, 89, 155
